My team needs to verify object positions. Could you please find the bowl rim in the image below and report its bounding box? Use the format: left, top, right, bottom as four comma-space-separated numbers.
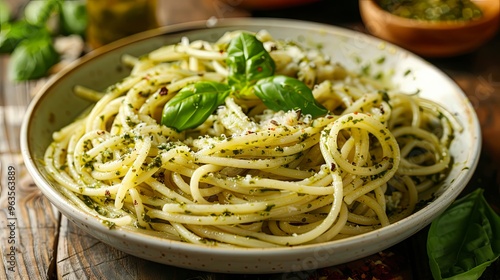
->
359, 0, 500, 30
20, 17, 483, 272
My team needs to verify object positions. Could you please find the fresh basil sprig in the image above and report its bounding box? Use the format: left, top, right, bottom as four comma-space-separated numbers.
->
0, 0, 87, 81
161, 33, 329, 131
427, 188, 500, 280
0, 20, 43, 53
226, 32, 276, 90
161, 81, 231, 131
24, 0, 86, 36
8, 34, 60, 81
254, 75, 328, 118
58, 0, 87, 36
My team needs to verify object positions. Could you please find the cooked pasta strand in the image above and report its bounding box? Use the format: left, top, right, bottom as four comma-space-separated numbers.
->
43, 30, 456, 248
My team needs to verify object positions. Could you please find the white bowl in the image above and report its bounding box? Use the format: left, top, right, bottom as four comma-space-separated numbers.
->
21, 18, 481, 274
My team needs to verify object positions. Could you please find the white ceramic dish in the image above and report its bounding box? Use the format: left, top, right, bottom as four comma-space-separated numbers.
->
21, 18, 481, 274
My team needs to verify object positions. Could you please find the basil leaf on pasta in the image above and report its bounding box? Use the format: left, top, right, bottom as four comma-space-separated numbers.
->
254, 75, 328, 117
161, 81, 230, 131
427, 188, 500, 280
226, 32, 275, 89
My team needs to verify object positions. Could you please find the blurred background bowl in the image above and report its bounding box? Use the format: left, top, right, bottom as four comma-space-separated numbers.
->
359, 0, 500, 57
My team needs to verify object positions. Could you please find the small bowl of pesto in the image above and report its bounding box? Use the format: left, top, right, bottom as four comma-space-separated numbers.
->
359, 0, 500, 57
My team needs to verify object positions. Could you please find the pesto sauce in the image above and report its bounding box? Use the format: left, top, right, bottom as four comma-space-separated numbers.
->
379, 0, 483, 21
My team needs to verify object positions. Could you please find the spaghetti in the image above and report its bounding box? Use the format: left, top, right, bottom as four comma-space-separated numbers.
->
44, 30, 457, 247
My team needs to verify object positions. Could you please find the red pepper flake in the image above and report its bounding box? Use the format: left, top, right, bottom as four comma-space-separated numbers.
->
330, 163, 337, 171
159, 87, 168, 96
296, 110, 302, 120
257, 66, 263, 72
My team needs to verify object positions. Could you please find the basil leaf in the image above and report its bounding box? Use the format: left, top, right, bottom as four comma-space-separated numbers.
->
254, 75, 328, 118
59, 0, 87, 36
0, 20, 43, 53
226, 32, 275, 89
427, 188, 500, 280
8, 34, 59, 81
161, 81, 231, 131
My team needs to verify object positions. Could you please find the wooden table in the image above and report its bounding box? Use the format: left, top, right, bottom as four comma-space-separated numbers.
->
1, 1, 500, 279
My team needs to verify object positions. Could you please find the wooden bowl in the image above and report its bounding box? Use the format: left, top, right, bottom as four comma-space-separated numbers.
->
359, 0, 500, 57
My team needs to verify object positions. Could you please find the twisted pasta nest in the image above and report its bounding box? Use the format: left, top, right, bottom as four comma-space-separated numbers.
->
44, 30, 457, 247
